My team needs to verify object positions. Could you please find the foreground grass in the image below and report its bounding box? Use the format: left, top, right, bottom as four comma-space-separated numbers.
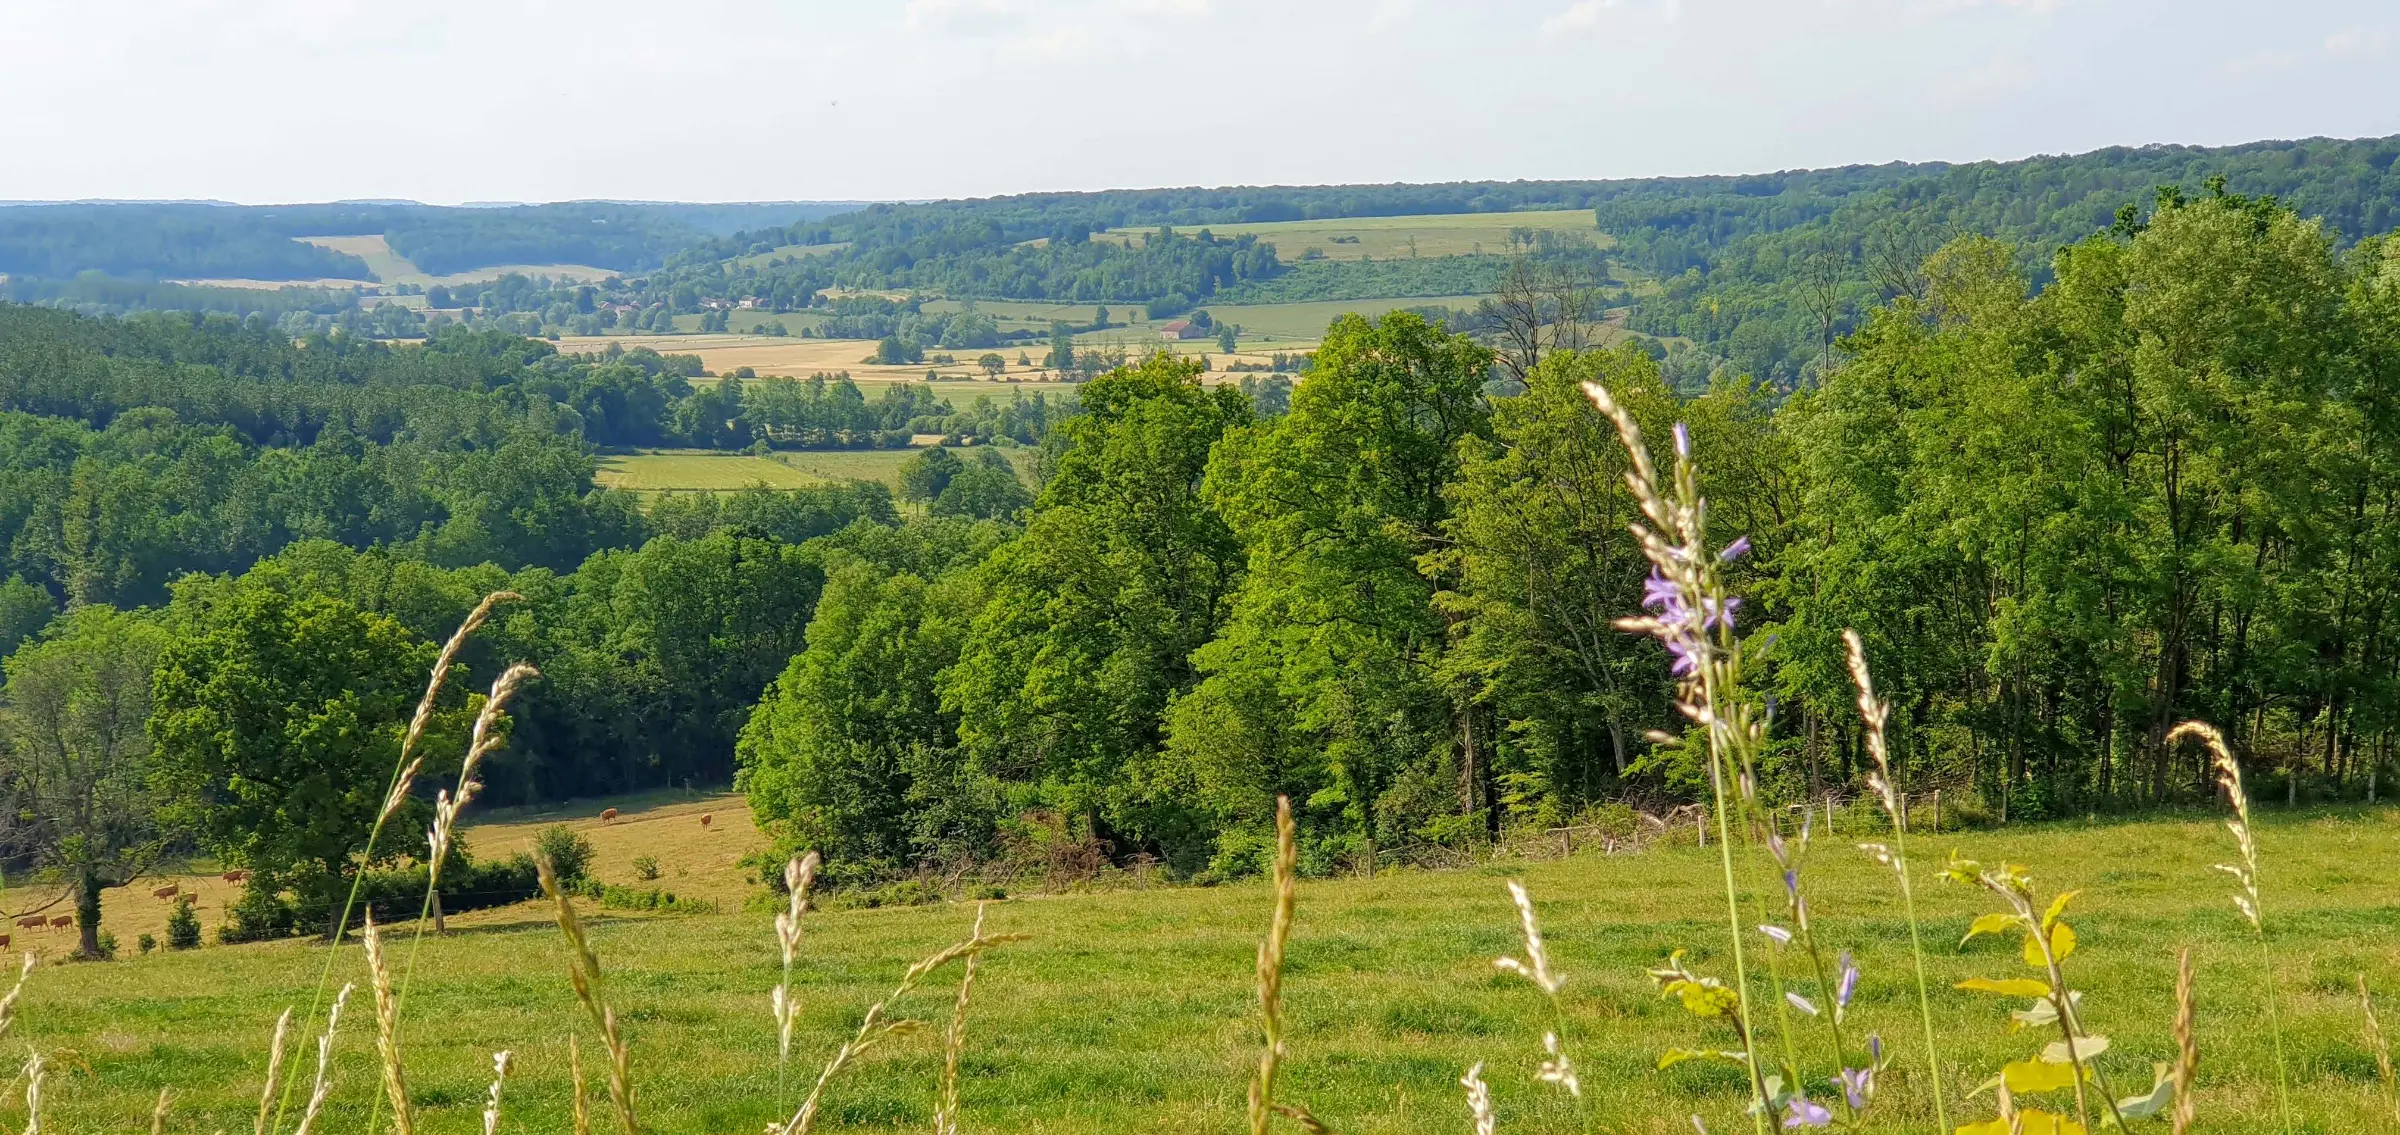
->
22, 808, 2400, 1133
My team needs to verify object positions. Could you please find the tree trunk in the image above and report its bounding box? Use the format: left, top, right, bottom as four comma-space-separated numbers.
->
75, 869, 104, 960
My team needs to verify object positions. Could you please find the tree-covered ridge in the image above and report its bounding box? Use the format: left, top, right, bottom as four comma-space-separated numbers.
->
1616, 135, 2400, 383
0, 200, 860, 282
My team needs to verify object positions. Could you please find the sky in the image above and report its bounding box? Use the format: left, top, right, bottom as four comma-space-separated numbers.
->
2, 0, 2396, 205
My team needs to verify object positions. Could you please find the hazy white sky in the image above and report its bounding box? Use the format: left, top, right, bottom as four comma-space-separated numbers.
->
2, 0, 2394, 204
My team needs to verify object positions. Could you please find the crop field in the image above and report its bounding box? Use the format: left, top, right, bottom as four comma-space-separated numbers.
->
1100, 210, 1607, 262
292, 234, 617, 288
21, 806, 2400, 1132
595, 447, 1039, 494
595, 452, 828, 493
556, 334, 1073, 385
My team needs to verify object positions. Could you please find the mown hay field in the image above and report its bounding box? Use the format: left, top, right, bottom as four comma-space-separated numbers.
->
595, 447, 1039, 494
25, 807, 2400, 1133
1099, 210, 1607, 262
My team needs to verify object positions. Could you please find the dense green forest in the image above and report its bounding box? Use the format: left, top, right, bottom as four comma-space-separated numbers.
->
9, 150, 2400, 944
0, 200, 860, 281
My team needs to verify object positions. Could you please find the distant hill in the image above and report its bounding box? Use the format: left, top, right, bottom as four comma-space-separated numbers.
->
0, 200, 870, 282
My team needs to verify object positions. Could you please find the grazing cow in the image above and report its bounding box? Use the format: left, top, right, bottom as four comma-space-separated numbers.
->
222, 869, 249, 884
153, 883, 180, 901
599, 808, 619, 824
48, 916, 70, 930
12, 917, 40, 932
699, 813, 712, 829
0, 935, 11, 950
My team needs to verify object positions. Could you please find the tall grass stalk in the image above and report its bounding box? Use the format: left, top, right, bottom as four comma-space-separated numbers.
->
1248, 795, 1331, 1135
568, 1035, 591, 1135
21, 1049, 44, 1135
2169, 719, 2292, 1134
773, 851, 822, 1112
2172, 949, 2197, 1135
480, 1050, 514, 1135
1583, 381, 1771, 1133
1843, 629, 1949, 1131
2364, 975, 2400, 1123
291, 984, 351, 1135
539, 854, 638, 1135
773, 917, 1021, 1135
368, 662, 537, 1135
1494, 881, 1580, 1104
272, 590, 519, 1135
252, 1006, 292, 1135
932, 902, 989, 1135
361, 912, 414, 1135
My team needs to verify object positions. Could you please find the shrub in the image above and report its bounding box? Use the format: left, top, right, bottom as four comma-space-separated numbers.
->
632, 854, 661, 881
534, 825, 595, 883
137, 933, 156, 955
221, 881, 302, 944
165, 897, 202, 950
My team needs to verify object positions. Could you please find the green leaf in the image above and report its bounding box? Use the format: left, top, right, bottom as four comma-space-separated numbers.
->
1958, 976, 2051, 998
2041, 889, 2081, 931
1962, 912, 2017, 947
2041, 1034, 2110, 1064
2002, 1057, 2082, 1094
1659, 1047, 1749, 1070
2113, 1063, 2176, 1121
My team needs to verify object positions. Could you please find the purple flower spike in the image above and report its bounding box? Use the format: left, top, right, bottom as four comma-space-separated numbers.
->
1643, 570, 1682, 612
1785, 991, 1819, 1016
1839, 1066, 1874, 1112
1759, 924, 1793, 945
1719, 536, 1751, 562
1835, 951, 1859, 1013
1673, 421, 1691, 459
1868, 1034, 1883, 1063
1782, 1095, 1831, 1129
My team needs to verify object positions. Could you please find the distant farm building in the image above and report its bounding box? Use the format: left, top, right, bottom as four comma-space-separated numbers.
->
1159, 319, 1205, 340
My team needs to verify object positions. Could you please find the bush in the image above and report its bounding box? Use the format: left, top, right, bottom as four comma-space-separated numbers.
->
632, 855, 661, 881
137, 933, 156, 955
569, 878, 717, 914
165, 897, 202, 950
221, 882, 303, 944
534, 825, 595, 883
93, 930, 117, 961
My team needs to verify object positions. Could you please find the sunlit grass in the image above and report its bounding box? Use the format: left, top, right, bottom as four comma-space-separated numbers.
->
21, 808, 2400, 1133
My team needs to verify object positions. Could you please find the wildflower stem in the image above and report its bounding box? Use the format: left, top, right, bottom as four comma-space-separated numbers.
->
1701, 666, 1772, 1135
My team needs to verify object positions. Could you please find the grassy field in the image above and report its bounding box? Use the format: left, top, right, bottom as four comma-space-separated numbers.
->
595, 447, 1040, 494
595, 452, 830, 493
24, 805, 2400, 1133
1099, 210, 1606, 263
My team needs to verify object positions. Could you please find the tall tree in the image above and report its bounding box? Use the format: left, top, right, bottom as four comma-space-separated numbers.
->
1171, 312, 1492, 868
0, 607, 171, 958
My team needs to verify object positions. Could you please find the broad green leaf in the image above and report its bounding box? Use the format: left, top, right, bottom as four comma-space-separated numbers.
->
1955, 1110, 2085, 1135
1659, 1047, 1749, 1070
1958, 976, 2051, 998
2041, 1034, 2110, 1064
2113, 1063, 2176, 1120
2002, 1057, 2081, 1094
1962, 912, 2017, 946
2021, 920, 2076, 967
2041, 889, 2081, 931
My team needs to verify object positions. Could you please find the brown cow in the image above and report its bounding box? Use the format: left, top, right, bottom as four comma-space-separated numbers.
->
222, 869, 249, 884
48, 916, 70, 930
599, 808, 619, 824
153, 883, 180, 901
12, 917, 40, 932
699, 813, 712, 829
0, 935, 11, 950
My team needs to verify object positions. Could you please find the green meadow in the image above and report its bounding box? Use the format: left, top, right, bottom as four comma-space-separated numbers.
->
18, 807, 2400, 1133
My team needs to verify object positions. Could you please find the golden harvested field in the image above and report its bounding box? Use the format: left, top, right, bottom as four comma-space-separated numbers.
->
294, 234, 617, 288
77, 793, 756, 951
556, 334, 1059, 383
1100, 209, 1605, 262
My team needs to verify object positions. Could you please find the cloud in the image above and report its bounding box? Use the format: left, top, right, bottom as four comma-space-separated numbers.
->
1936, 46, 2033, 101
1541, 0, 1678, 36
2324, 25, 2393, 60
903, 0, 1028, 36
